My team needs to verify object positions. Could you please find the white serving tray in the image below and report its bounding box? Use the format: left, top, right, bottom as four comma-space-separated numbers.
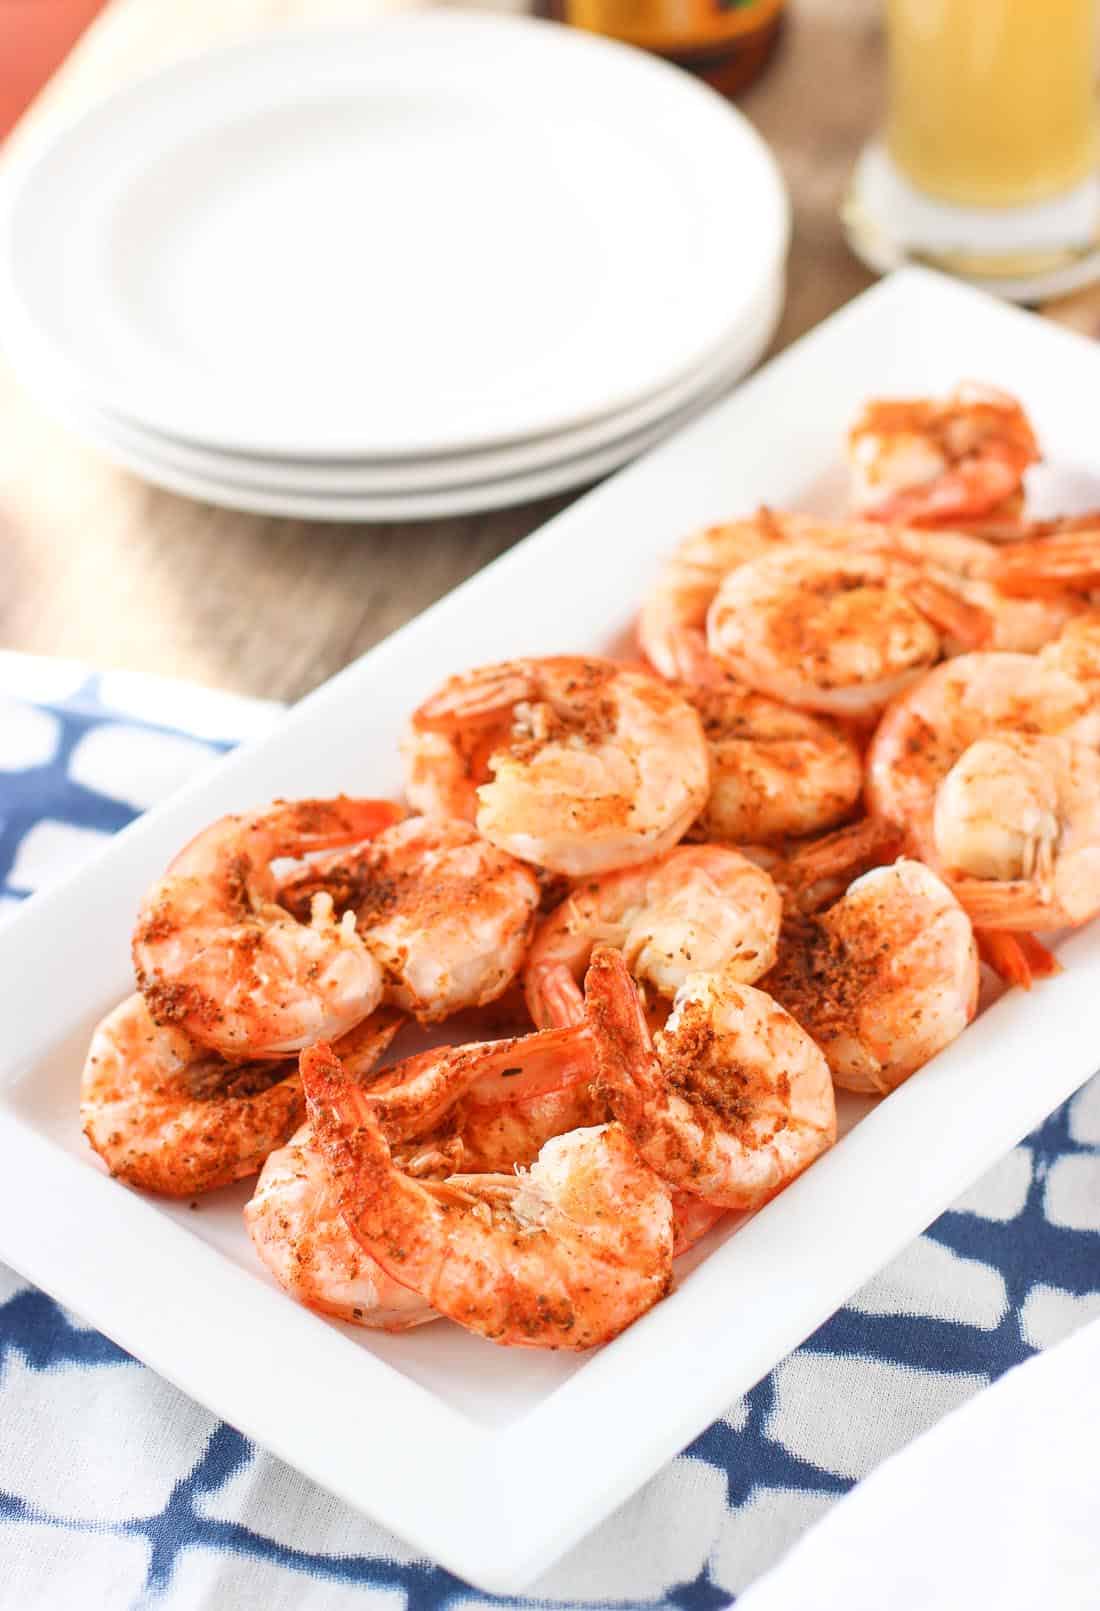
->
2, 269, 1098, 1594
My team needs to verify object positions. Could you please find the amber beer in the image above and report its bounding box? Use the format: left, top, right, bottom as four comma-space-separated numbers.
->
541, 0, 786, 95
886, 0, 1098, 208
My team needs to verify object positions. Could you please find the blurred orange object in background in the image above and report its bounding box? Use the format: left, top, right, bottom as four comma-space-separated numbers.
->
1, 0, 106, 138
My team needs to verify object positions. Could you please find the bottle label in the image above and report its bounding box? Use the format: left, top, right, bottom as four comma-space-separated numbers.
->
565, 0, 784, 54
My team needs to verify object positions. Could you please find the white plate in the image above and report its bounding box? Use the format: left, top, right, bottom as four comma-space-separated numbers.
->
0, 14, 789, 459
1, 270, 1098, 1595
39, 285, 781, 519
68, 273, 785, 496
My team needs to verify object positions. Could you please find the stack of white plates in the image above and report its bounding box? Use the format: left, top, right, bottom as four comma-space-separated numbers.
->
0, 13, 789, 520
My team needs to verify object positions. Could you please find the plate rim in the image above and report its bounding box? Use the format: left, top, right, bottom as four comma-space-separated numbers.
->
0, 12, 791, 459
68, 276, 786, 493
2, 268, 1098, 1593
4, 275, 784, 519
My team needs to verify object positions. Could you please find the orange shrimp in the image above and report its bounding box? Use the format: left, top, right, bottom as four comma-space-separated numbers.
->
524, 844, 782, 1030
402, 657, 709, 876
276, 816, 538, 1023
133, 797, 402, 1058
301, 1039, 674, 1350
848, 384, 1039, 528
588, 948, 836, 1213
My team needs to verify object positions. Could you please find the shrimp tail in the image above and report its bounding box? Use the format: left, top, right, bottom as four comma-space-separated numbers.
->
413, 664, 536, 728
525, 959, 587, 1031
866, 465, 1019, 528
949, 874, 1066, 932
907, 575, 993, 650
780, 817, 905, 911
301, 1040, 365, 1151
462, 1023, 597, 1105
993, 530, 1100, 597
333, 1007, 407, 1081
584, 946, 659, 1111
301, 1042, 398, 1226
976, 929, 1061, 989
641, 622, 726, 686
670, 1193, 726, 1258
302, 1043, 430, 1296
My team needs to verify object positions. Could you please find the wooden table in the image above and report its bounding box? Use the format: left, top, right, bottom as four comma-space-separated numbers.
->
1, 0, 1092, 703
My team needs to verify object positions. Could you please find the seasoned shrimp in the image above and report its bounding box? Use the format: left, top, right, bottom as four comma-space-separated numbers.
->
524, 844, 782, 1030
683, 681, 863, 842
991, 518, 1100, 597
133, 798, 402, 1059
867, 631, 1100, 931
848, 384, 1039, 528
81, 999, 402, 1198
246, 969, 619, 1327
637, 512, 797, 683
640, 512, 1077, 684
1039, 612, 1100, 687
934, 732, 1100, 930
763, 860, 980, 1094
402, 657, 710, 876
880, 527, 1088, 655
589, 948, 836, 1212
302, 1041, 674, 1350
246, 1123, 436, 1330
707, 545, 990, 719
276, 817, 538, 1023
635, 510, 919, 683
367, 1016, 609, 1175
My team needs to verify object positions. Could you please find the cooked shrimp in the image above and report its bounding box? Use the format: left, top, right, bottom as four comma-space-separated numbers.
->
683, 680, 863, 842
402, 657, 709, 876
245, 1123, 436, 1330
848, 384, 1039, 528
302, 1041, 674, 1350
707, 545, 990, 719
246, 962, 626, 1328
640, 512, 1076, 683
763, 860, 980, 1095
637, 512, 798, 683
867, 632, 1100, 930
588, 948, 836, 1212
934, 732, 1100, 930
81, 999, 402, 1197
881, 527, 1088, 654
635, 510, 934, 683
276, 817, 538, 1023
524, 844, 782, 1030
133, 798, 402, 1059
1038, 612, 1100, 687
991, 518, 1100, 596
368, 1017, 609, 1175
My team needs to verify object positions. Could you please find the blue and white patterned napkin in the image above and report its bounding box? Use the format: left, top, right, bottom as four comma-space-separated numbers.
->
1, 651, 1098, 1611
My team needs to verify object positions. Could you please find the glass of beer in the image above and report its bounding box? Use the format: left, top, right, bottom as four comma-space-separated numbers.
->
846, 0, 1100, 298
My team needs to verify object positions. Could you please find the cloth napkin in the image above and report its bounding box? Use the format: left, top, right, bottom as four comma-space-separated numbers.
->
738, 1313, 1100, 1611
1, 651, 1099, 1611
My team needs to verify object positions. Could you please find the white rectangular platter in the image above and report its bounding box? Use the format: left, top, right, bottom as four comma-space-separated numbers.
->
2, 268, 1099, 1595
